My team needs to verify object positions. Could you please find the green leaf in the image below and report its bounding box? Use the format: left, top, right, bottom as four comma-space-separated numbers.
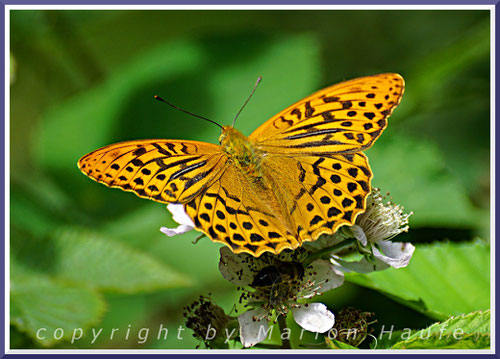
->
346, 241, 489, 320
102, 204, 224, 286
35, 40, 205, 172
11, 269, 105, 346
369, 134, 485, 229
325, 338, 359, 349
389, 310, 490, 349
51, 227, 193, 293
207, 34, 321, 136
372, 330, 407, 349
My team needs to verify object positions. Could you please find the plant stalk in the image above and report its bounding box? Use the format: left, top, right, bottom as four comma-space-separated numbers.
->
278, 315, 291, 349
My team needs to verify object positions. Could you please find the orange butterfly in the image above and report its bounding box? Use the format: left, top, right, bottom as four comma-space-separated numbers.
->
78, 74, 404, 257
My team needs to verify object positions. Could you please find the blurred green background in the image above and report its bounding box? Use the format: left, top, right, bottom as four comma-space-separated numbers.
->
10, 10, 490, 349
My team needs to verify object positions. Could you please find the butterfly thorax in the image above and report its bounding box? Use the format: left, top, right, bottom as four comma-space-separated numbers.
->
219, 126, 263, 179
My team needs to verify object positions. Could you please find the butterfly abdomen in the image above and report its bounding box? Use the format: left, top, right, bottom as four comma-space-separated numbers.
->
219, 126, 263, 180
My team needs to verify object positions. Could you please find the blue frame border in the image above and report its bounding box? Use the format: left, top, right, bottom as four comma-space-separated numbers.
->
1, 1, 497, 358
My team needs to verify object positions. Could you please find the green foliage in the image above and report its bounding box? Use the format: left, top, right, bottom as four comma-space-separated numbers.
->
10, 9, 490, 349
36, 40, 205, 172
11, 268, 105, 346
387, 310, 490, 349
372, 330, 408, 349
325, 338, 359, 349
370, 135, 486, 228
346, 241, 490, 320
51, 228, 193, 292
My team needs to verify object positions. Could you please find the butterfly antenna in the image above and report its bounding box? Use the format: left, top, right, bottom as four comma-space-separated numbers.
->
154, 95, 224, 130
231, 76, 262, 127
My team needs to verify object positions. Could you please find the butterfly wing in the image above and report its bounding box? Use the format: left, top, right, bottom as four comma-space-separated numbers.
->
183, 164, 301, 257
260, 152, 373, 244
79, 139, 300, 257
78, 74, 404, 258
246, 74, 404, 247
78, 139, 227, 204
249, 73, 404, 154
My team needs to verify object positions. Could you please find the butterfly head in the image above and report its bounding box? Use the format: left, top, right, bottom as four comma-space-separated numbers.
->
219, 126, 249, 152
219, 126, 262, 177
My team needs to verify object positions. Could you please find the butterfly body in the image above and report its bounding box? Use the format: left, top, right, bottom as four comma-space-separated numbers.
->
79, 74, 404, 257
220, 126, 263, 180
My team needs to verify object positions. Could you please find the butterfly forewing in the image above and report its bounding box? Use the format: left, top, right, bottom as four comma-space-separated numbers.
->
250, 73, 404, 155
78, 139, 226, 204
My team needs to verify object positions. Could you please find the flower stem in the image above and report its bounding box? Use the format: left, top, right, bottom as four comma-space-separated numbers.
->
278, 315, 291, 349
303, 238, 356, 267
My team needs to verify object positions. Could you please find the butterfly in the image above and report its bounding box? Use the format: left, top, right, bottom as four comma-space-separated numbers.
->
78, 73, 404, 257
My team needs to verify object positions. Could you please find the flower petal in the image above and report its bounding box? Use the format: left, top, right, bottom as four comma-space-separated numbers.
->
160, 224, 193, 237
350, 224, 368, 246
160, 204, 195, 237
167, 203, 195, 227
373, 240, 415, 268
333, 240, 415, 273
218, 247, 255, 286
238, 308, 269, 348
334, 256, 389, 273
301, 259, 344, 298
292, 303, 335, 333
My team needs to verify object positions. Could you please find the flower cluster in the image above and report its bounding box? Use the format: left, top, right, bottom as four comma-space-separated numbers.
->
219, 247, 343, 347
162, 189, 414, 349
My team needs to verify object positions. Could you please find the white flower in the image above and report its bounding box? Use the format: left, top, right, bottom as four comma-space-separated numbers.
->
160, 203, 195, 236
238, 308, 269, 348
291, 303, 335, 333
353, 188, 412, 245
333, 188, 415, 272
219, 247, 343, 347
335, 240, 415, 273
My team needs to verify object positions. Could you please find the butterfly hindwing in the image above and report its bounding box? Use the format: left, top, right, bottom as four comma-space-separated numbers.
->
78, 139, 226, 204
184, 165, 301, 257
250, 73, 404, 155
261, 152, 373, 244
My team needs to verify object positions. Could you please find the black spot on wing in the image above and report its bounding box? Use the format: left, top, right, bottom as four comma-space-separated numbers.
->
131, 158, 143, 167
342, 101, 352, 109
343, 211, 353, 221
133, 147, 147, 156
310, 215, 323, 226
291, 108, 302, 119
250, 233, 265, 243
323, 96, 340, 103
152, 143, 172, 156
354, 195, 364, 209
305, 101, 315, 117
357, 181, 370, 192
